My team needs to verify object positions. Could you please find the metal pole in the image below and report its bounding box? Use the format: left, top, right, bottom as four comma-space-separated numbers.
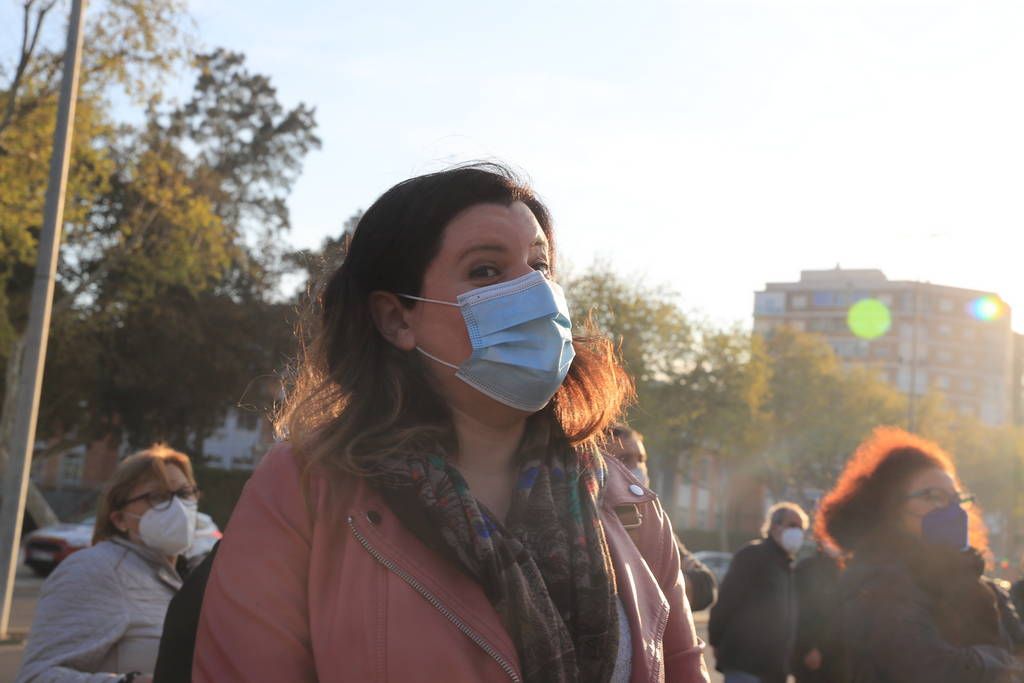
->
908, 281, 920, 432
0, 0, 87, 640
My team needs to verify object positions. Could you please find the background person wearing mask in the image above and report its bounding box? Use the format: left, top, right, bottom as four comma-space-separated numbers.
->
708, 502, 808, 683
16, 445, 199, 683
605, 424, 719, 611
818, 427, 1024, 683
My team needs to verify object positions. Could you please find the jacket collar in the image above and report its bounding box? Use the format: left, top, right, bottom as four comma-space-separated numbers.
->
109, 536, 183, 591
601, 454, 657, 510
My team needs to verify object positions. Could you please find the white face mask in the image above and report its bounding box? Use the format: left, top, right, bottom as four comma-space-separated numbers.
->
779, 527, 805, 556
129, 497, 197, 556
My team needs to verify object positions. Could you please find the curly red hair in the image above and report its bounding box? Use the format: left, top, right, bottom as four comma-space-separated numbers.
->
816, 426, 988, 555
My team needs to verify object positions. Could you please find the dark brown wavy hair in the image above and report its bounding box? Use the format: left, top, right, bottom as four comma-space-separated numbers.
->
816, 427, 988, 555
276, 163, 634, 486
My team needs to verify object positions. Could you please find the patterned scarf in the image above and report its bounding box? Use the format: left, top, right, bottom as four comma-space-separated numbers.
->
372, 446, 619, 683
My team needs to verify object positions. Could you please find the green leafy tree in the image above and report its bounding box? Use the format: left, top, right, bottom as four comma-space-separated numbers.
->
565, 263, 769, 525
40, 49, 319, 452
1, 0, 192, 524
757, 328, 906, 502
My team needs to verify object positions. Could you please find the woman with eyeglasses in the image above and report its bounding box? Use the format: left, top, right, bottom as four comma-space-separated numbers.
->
16, 445, 200, 683
816, 427, 1024, 683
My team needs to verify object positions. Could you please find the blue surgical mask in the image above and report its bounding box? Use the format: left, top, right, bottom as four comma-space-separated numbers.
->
399, 271, 576, 412
921, 503, 970, 550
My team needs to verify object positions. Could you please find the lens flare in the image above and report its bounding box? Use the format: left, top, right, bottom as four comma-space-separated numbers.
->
968, 295, 1006, 322
847, 298, 892, 340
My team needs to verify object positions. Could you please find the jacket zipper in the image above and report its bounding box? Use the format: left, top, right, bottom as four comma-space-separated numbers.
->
347, 516, 522, 683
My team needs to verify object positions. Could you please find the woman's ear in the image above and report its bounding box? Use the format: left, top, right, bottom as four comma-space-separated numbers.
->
109, 510, 127, 534
369, 291, 417, 351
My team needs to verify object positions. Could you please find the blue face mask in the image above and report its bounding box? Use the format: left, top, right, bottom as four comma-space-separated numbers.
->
921, 503, 970, 551
399, 271, 576, 412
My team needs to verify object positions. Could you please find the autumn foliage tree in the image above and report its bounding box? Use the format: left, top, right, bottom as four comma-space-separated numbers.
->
2, 1, 319, 526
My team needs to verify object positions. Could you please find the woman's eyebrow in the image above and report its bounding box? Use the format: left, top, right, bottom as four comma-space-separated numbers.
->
457, 244, 508, 262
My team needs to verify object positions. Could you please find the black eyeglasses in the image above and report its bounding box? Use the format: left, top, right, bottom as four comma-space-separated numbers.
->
905, 487, 975, 509
121, 485, 200, 511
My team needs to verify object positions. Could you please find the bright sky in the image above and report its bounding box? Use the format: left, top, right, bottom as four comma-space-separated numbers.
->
12, 0, 1024, 331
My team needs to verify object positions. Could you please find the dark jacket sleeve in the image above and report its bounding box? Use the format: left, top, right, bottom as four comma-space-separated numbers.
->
707, 544, 757, 647
154, 542, 220, 683
1011, 581, 1024, 622
793, 555, 839, 655
677, 540, 717, 612
986, 578, 1024, 655
843, 568, 1024, 683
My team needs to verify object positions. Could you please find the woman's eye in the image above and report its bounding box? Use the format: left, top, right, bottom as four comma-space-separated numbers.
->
469, 265, 500, 279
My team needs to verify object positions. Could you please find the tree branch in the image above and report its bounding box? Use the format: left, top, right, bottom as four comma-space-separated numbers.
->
0, 0, 57, 138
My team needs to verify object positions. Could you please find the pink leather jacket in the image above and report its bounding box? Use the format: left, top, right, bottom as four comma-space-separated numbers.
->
194, 444, 709, 682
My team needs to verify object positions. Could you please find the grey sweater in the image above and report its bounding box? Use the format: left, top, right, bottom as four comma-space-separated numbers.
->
16, 537, 182, 683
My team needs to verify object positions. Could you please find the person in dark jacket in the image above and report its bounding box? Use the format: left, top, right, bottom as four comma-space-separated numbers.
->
153, 542, 219, 683
986, 576, 1024, 654
817, 427, 1024, 683
792, 542, 843, 683
605, 424, 718, 611
708, 501, 808, 683
1012, 573, 1024, 626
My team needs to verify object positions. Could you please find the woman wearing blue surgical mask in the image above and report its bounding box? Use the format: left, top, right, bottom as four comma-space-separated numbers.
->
817, 427, 1024, 683
193, 163, 710, 683
17, 445, 199, 683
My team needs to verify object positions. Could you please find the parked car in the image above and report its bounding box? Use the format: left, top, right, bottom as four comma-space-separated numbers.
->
692, 550, 733, 585
23, 512, 221, 577
23, 517, 93, 577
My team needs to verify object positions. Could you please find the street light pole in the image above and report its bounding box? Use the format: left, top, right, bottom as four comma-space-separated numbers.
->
0, 0, 87, 640
908, 281, 920, 432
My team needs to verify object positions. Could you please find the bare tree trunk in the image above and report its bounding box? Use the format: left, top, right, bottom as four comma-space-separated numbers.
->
0, 337, 59, 527
718, 467, 730, 552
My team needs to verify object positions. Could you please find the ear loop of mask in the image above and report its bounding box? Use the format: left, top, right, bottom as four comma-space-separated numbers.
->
396, 293, 462, 370
397, 293, 461, 308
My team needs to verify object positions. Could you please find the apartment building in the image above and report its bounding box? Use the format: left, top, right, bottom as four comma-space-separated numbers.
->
754, 268, 1017, 426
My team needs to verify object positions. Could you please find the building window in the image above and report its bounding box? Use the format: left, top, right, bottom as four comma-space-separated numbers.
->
962, 377, 975, 392
755, 291, 786, 315
937, 349, 953, 363
938, 324, 952, 336
791, 294, 808, 309
940, 298, 954, 313
813, 291, 836, 307
936, 375, 950, 390
60, 449, 85, 487
236, 410, 260, 431
964, 327, 975, 340
877, 293, 894, 306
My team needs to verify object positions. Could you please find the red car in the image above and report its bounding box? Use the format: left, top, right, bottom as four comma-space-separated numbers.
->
23, 513, 222, 576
